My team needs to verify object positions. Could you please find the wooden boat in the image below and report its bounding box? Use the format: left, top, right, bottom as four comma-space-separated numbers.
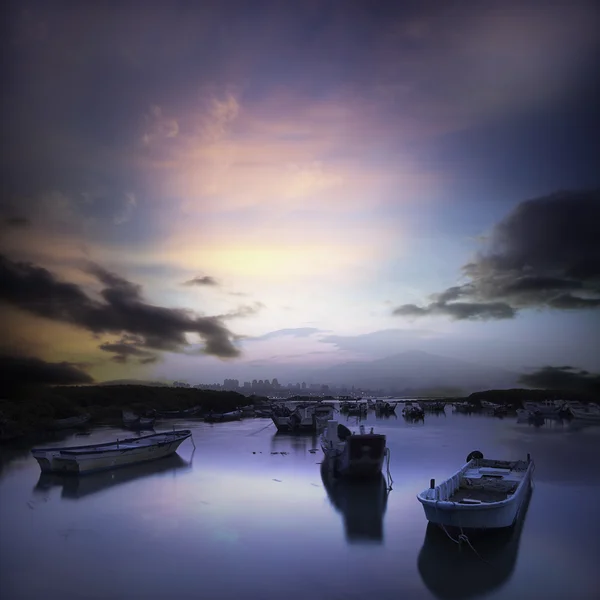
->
417, 486, 532, 599
523, 400, 567, 417
402, 401, 424, 419
376, 400, 397, 414
48, 414, 91, 430
204, 409, 242, 423
122, 410, 156, 430
321, 420, 387, 479
31, 429, 192, 475
34, 453, 193, 499
569, 404, 600, 422
417, 450, 534, 530
347, 402, 368, 416
321, 462, 389, 544
271, 403, 335, 432
155, 405, 202, 419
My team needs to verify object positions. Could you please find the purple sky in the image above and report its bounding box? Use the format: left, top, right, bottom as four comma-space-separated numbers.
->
1, 1, 599, 386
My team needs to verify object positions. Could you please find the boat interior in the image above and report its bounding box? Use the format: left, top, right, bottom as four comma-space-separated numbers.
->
428, 459, 530, 504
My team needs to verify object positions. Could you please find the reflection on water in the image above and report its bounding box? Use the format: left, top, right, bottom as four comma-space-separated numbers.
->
320, 464, 389, 544
417, 487, 532, 599
2, 412, 600, 600
270, 431, 318, 454
33, 452, 194, 500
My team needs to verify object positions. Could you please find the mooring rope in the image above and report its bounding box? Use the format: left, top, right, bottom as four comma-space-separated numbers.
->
385, 447, 394, 491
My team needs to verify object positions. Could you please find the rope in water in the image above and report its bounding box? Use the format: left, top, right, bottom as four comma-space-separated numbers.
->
385, 447, 394, 491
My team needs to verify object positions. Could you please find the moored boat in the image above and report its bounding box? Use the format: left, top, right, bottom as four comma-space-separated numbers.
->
155, 405, 202, 419
320, 420, 387, 479
48, 414, 91, 430
523, 400, 567, 417
417, 450, 534, 530
271, 403, 335, 432
204, 409, 243, 423
31, 429, 193, 475
568, 404, 600, 422
122, 410, 156, 430
402, 401, 424, 419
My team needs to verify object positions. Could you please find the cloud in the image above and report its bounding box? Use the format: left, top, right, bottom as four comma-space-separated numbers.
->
247, 327, 326, 342
98, 334, 159, 364
219, 302, 265, 320
0, 254, 240, 358
519, 366, 600, 395
0, 354, 93, 387
393, 190, 600, 320
183, 275, 219, 287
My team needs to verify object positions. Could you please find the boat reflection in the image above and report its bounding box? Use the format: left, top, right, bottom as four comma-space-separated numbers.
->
320, 464, 389, 544
32, 452, 194, 500
270, 431, 318, 454
417, 487, 532, 599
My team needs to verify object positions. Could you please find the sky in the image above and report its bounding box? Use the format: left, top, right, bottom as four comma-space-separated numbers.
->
1, 0, 599, 389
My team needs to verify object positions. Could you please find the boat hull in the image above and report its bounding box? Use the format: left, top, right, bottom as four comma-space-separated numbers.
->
32, 432, 191, 475
418, 458, 533, 530
321, 434, 386, 479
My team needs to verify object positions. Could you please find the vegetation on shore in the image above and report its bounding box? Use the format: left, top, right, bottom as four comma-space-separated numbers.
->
0, 384, 263, 443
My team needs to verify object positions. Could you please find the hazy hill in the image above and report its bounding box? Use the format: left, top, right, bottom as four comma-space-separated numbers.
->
303, 350, 519, 394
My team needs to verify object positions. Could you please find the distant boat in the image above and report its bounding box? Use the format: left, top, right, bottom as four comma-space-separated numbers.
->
204, 409, 242, 423
122, 410, 156, 430
376, 400, 397, 414
347, 402, 368, 416
402, 402, 424, 419
155, 405, 202, 419
453, 402, 477, 414
419, 400, 446, 412
271, 403, 335, 433
48, 414, 91, 430
417, 450, 534, 530
568, 404, 600, 422
321, 420, 387, 479
31, 429, 193, 475
523, 400, 566, 417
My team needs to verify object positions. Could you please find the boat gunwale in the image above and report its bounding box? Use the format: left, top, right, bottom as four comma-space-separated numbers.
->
31, 429, 192, 455
416, 457, 534, 511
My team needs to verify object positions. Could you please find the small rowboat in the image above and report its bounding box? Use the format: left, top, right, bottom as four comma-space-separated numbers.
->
417, 450, 534, 530
31, 429, 192, 475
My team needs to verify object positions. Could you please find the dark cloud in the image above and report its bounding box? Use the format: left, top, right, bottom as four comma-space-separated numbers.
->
183, 276, 218, 287
0, 254, 240, 358
393, 190, 600, 320
98, 334, 158, 364
519, 366, 600, 395
3, 216, 31, 228
0, 355, 93, 387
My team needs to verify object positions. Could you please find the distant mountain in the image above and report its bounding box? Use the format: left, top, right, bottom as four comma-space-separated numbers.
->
302, 350, 519, 394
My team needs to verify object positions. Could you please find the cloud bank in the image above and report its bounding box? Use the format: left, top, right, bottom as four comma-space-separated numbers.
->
394, 190, 600, 320
0, 254, 241, 359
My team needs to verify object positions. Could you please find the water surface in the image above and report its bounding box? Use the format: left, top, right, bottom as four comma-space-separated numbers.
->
1, 410, 599, 600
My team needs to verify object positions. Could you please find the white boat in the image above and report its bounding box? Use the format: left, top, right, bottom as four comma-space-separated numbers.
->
417, 451, 534, 530
523, 400, 566, 417
271, 403, 335, 432
31, 429, 193, 475
122, 410, 155, 430
569, 404, 600, 422
321, 420, 387, 478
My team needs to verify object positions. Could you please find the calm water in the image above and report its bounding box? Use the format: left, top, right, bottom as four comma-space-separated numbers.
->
1, 409, 600, 600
